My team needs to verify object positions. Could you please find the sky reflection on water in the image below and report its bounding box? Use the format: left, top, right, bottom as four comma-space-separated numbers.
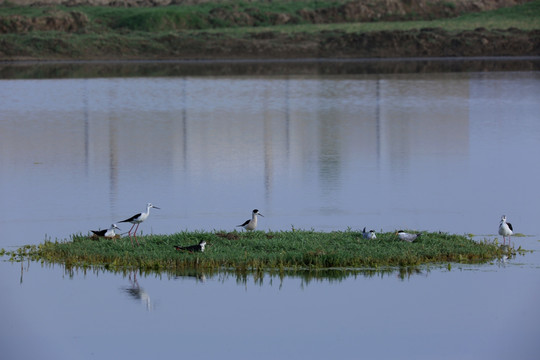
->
1, 70, 539, 243
3, 249, 540, 360
1, 61, 540, 360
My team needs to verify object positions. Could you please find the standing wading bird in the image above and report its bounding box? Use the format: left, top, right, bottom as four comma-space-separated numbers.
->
91, 224, 121, 241
119, 203, 160, 246
174, 240, 207, 253
363, 227, 377, 240
396, 230, 421, 242
237, 209, 264, 231
499, 215, 514, 246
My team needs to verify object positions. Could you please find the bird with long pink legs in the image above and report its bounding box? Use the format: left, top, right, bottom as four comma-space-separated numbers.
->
119, 203, 160, 246
499, 215, 513, 246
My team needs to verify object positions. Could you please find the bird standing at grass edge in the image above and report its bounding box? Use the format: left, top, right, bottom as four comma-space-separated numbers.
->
119, 203, 160, 246
498, 215, 513, 246
237, 209, 264, 231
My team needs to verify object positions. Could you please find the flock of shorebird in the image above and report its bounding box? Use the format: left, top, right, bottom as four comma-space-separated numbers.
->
90, 204, 515, 252
91, 205, 265, 249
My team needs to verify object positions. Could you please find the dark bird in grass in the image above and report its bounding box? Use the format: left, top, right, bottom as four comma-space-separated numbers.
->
396, 230, 421, 242
362, 227, 377, 239
174, 240, 207, 253
91, 224, 121, 241
498, 215, 513, 245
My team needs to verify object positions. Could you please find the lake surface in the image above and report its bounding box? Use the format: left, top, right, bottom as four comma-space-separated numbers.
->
1, 58, 540, 359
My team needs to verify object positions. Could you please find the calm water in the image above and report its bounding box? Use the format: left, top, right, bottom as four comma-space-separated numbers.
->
1, 59, 540, 359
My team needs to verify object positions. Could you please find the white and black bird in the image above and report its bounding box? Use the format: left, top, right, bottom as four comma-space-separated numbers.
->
498, 215, 513, 245
174, 240, 207, 253
362, 227, 376, 240
91, 224, 121, 240
396, 230, 420, 242
237, 209, 264, 231
119, 203, 160, 246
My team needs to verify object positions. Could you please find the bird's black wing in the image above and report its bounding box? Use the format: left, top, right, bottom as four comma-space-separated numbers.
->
91, 229, 106, 237
237, 219, 250, 227
174, 244, 199, 252
119, 213, 141, 223
508, 222, 513, 231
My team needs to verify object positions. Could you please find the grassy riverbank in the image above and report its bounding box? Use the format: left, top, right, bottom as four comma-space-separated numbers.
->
3, 230, 513, 272
0, 0, 539, 60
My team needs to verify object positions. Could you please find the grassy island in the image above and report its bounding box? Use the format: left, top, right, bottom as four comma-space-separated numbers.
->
4, 230, 513, 273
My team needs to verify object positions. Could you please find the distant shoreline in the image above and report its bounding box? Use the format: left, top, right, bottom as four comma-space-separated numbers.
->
1, 0, 539, 61
3, 55, 540, 64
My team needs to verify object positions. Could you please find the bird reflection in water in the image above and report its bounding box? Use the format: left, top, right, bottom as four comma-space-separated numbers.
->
174, 270, 206, 283
122, 272, 153, 311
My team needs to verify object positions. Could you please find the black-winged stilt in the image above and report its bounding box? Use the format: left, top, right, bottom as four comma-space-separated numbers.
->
396, 230, 420, 242
498, 215, 513, 245
362, 227, 376, 239
119, 203, 160, 246
237, 209, 264, 231
174, 240, 207, 253
91, 224, 121, 241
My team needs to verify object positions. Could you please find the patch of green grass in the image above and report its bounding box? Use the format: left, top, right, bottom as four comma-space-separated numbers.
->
0, 1, 350, 32
4, 230, 512, 274
213, 0, 540, 35
0, 1, 538, 60
1, 1, 539, 33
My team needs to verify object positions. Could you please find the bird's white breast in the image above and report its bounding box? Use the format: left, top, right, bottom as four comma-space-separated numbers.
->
499, 222, 512, 236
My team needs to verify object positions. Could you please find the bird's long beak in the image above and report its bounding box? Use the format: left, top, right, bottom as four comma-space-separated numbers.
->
259, 213, 264, 217
153, 206, 161, 210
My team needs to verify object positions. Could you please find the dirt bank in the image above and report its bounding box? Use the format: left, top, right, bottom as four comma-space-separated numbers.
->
1, 28, 538, 60
175, 28, 540, 59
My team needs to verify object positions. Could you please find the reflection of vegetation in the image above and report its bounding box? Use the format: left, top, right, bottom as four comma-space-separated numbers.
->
4, 231, 514, 277
1, 58, 538, 80
13, 257, 521, 288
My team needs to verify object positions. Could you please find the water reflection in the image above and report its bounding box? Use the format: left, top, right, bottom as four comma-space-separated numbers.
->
12, 257, 437, 290
1, 57, 539, 79
1, 64, 540, 244
173, 269, 207, 283
122, 272, 153, 311
2, 61, 539, 360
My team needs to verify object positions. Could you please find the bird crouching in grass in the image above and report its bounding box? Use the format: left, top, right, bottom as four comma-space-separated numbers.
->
91, 224, 121, 241
396, 230, 421, 242
174, 240, 207, 253
362, 227, 377, 240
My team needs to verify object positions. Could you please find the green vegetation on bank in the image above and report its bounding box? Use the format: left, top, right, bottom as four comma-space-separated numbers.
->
1, 0, 539, 33
0, 1, 538, 61
3, 230, 513, 273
